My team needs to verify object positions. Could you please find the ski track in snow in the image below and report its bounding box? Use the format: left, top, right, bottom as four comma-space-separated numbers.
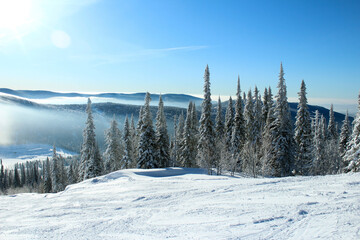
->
1, 168, 360, 240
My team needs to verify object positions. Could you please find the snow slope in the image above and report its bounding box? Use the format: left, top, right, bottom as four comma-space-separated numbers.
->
0, 144, 76, 167
0, 168, 359, 239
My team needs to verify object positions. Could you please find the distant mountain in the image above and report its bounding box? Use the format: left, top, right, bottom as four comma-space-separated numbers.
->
0, 88, 203, 105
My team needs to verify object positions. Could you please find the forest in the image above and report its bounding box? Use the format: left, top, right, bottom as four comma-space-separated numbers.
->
1, 63, 359, 194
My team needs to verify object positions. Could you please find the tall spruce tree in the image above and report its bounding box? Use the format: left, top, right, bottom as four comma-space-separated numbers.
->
155, 95, 170, 168
326, 104, 341, 174
122, 115, 134, 169
137, 92, 157, 169
327, 105, 338, 140
242, 89, 258, 176
253, 86, 263, 151
129, 114, 137, 167
344, 91, 360, 172
104, 116, 123, 172
339, 111, 351, 159
0, 160, 4, 192
79, 98, 103, 180
224, 97, 234, 152
231, 76, 245, 173
214, 97, 224, 173
215, 97, 224, 138
180, 102, 197, 167
294, 80, 313, 175
197, 65, 216, 174
311, 112, 327, 175
43, 157, 52, 193
263, 63, 294, 177
51, 146, 63, 192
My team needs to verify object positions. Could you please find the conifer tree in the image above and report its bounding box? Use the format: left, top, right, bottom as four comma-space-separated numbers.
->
263, 63, 294, 176
129, 114, 137, 167
122, 115, 133, 169
176, 112, 185, 164
294, 80, 313, 175
155, 95, 170, 168
0, 160, 4, 192
104, 116, 123, 172
137, 92, 157, 169
214, 97, 224, 173
13, 165, 21, 188
190, 102, 199, 162
242, 89, 258, 176
215, 97, 224, 138
197, 65, 216, 174
180, 102, 197, 167
170, 115, 178, 167
311, 112, 326, 175
327, 104, 338, 140
224, 97, 234, 152
79, 98, 103, 180
231, 76, 245, 173
339, 111, 351, 159
326, 104, 341, 173
253, 86, 263, 150
344, 91, 360, 172
51, 146, 63, 192
43, 157, 52, 193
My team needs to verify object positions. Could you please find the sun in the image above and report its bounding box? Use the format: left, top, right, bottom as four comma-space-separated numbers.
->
0, 0, 33, 30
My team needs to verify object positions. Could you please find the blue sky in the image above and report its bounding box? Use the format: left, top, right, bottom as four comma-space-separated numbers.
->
0, 0, 359, 112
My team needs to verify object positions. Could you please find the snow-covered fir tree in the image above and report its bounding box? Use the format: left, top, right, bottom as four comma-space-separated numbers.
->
214, 97, 224, 173
43, 157, 52, 193
170, 115, 178, 167
175, 112, 185, 164
294, 80, 313, 175
0, 160, 4, 192
155, 95, 170, 168
262, 63, 294, 177
79, 98, 103, 180
129, 114, 137, 168
311, 112, 327, 175
122, 115, 134, 169
253, 86, 263, 152
231, 76, 245, 173
327, 105, 338, 140
242, 89, 258, 176
215, 97, 224, 138
344, 91, 360, 172
104, 116, 123, 172
339, 111, 351, 159
51, 146, 64, 193
190, 102, 199, 161
13, 165, 21, 188
137, 92, 158, 169
197, 65, 216, 174
224, 97, 234, 152
180, 102, 197, 168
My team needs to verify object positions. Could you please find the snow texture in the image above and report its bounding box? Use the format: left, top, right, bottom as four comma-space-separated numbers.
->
1, 168, 359, 239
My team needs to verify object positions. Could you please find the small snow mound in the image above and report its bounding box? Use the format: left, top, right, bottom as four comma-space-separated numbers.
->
133, 167, 207, 178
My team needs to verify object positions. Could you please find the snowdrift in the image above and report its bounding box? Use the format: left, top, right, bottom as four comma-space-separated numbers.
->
1, 168, 360, 239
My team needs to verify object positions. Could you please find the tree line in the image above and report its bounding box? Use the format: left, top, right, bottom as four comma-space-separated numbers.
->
1, 63, 359, 194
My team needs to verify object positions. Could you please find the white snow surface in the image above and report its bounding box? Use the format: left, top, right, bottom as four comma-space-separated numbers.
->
0, 144, 76, 167
1, 168, 359, 240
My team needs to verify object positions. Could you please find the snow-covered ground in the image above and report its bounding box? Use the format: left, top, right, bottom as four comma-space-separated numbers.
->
0, 168, 359, 240
0, 144, 76, 167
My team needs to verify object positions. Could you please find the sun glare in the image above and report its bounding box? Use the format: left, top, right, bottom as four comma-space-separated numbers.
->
0, 0, 33, 30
